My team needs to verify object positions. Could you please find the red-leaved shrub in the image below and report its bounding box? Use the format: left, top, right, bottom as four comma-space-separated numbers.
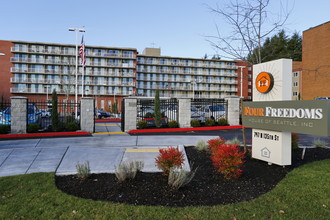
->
155, 147, 185, 175
207, 137, 226, 153
210, 144, 245, 179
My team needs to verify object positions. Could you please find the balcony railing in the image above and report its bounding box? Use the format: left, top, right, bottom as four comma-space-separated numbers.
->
10, 77, 134, 87
10, 87, 133, 96
137, 60, 237, 69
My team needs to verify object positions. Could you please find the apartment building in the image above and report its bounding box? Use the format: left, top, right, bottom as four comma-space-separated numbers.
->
136, 48, 246, 99
302, 21, 330, 100
0, 40, 137, 110
292, 61, 302, 100
0, 40, 252, 111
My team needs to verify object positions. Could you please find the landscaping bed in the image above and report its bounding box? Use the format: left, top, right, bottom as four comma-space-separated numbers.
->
55, 147, 330, 207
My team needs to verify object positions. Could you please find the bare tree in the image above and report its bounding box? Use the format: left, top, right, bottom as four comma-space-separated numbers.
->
60, 56, 76, 100
206, 0, 292, 64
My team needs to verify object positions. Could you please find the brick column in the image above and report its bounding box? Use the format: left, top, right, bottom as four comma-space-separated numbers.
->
225, 97, 240, 125
80, 97, 94, 133
11, 97, 28, 134
178, 98, 191, 128
124, 98, 137, 132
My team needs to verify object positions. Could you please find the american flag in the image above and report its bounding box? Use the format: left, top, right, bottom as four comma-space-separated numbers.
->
79, 35, 86, 67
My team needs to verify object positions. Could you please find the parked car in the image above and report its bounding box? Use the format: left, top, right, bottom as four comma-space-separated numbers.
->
316, 97, 330, 100
0, 104, 41, 125
95, 109, 112, 118
191, 106, 205, 121
40, 110, 52, 118
201, 105, 226, 120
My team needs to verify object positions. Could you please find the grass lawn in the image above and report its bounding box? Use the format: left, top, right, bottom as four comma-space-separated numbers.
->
0, 159, 329, 220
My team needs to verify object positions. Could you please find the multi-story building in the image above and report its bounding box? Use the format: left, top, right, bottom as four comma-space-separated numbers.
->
136, 48, 243, 99
302, 21, 330, 100
0, 40, 137, 110
292, 61, 302, 100
0, 40, 252, 111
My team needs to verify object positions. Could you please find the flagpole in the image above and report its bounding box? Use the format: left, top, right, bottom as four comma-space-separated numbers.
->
68, 27, 85, 119
82, 65, 84, 97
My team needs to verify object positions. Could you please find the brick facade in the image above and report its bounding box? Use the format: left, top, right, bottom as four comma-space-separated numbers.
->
302, 21, 330, 100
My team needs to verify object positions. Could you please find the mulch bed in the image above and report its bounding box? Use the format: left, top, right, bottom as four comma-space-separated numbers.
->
55, 147, 330, 207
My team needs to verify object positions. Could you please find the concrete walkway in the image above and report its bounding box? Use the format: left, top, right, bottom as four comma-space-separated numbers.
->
0, 122, 216, 177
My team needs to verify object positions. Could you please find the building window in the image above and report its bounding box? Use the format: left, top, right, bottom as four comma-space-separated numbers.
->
293, 72, 299, 77
293, 82, 298, 87
293, 92, 298, 96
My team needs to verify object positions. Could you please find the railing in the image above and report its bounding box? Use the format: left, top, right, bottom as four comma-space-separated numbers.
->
29, 99, 80, 131
11, 47, 135, 58
137, 60, 237, 69
191, 98, 228, 122
10, 77, 135, 87
0, 99, 11, 126
137, 98, 178, 127
10, 87, 133, 96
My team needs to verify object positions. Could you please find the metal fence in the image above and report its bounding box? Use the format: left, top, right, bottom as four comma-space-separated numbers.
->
0, 100, 11, 126
29, 100, 80, 131
137, 98, 178, 127
191, 99, 228, 122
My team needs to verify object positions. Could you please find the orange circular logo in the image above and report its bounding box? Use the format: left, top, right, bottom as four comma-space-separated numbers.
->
255, 72, 274, 93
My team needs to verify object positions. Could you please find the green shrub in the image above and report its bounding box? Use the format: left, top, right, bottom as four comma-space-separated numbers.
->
313, 138, 327, 148
195, 140, 208, 151
292, 133, 299, 149
168, 167, 197, 190
226, 137, 241, 146
218, 118, 228, 126
137, 120, 147, 129
115, 160, 144, 182
205, 118, 215, 127
168, 120, 179, 128
65, 121, 79, 131
75, 161, 91, 179
190, 119, 201, 127
65, 116, 75, 123
27, 123, 39, 133
0, 125, 10, 134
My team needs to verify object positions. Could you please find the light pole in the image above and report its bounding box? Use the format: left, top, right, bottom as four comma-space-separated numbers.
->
44, 85, 50, 101
191, 79, 196, 99
237, 66, 246, 98
68, 27, 85, 118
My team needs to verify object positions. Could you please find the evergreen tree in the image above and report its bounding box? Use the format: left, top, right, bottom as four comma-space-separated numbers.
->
154, 90, 162, 128
248, 30, 302, 63
111, 100, 118, 114
51, 89, 60, 131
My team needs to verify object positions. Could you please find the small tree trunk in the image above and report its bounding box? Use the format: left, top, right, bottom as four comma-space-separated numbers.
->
240, 98, 247, 152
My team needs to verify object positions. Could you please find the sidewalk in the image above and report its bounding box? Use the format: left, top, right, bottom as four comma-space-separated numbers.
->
0, 134, 216, 177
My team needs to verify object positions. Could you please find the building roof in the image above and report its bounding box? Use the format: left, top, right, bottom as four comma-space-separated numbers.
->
4, 40, 137, 51
303, 20, 330, 33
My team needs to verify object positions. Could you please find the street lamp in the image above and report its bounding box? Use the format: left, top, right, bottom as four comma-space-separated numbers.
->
44, 85, 50, 101
237, 66, 246, 98
191, 79, 196, 99
68, 27, 85, 118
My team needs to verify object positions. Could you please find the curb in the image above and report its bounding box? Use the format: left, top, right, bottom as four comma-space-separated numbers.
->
95, 119, 121, 122
0, 131, 92, 140
128, 125, 243, 134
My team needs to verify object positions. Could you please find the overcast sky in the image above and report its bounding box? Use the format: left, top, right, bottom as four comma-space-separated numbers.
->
1, 0, 330, 58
